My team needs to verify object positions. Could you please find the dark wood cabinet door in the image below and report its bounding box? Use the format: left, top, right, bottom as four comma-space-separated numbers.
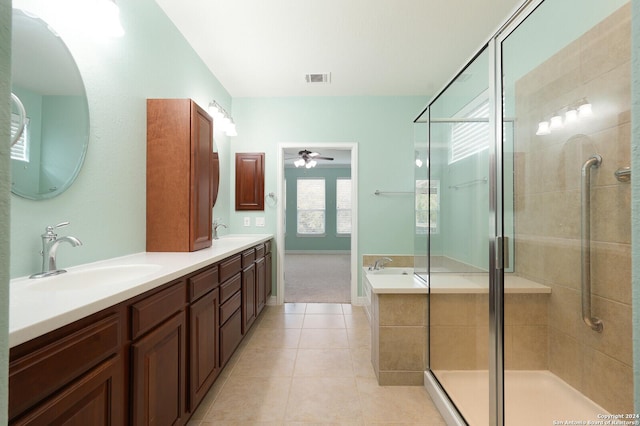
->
131, 311, 187, 426
255, 257, 266, 315
235, 152, 264, 210
11, 356, 125, 426
241, 263, 256, 333
189, 288, 220, 411
191, 102, 213, 251
265, 251, 273, 298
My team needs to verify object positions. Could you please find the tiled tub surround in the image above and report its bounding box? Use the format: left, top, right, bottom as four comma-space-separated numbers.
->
513, 3, 632, 414
9, 234, 273, 347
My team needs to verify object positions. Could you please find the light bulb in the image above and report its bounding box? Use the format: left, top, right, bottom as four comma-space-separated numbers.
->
550, 114, 563, 129
225, 121, 237, 137
208, 101, 220, 116
536, 121, 550, 136
294, 159, 305, 168
565, 108, 578, 123
578, 102, 593, 117
415, 158, 423, 168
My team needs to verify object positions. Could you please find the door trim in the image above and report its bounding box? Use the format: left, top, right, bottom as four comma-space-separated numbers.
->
276, 142, 359, 304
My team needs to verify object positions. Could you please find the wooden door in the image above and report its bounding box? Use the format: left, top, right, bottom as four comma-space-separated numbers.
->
235, 153, 264, 210
265, 251, 272, 298
190, 102, 213, 251
255, 257, 266, 315
241, 263, 256, 333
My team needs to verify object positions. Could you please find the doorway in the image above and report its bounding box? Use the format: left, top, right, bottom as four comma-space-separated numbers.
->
276, 142, 359, 305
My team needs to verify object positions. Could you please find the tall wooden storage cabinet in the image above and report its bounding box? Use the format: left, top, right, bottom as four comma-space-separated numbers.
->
147, 99, 214, 252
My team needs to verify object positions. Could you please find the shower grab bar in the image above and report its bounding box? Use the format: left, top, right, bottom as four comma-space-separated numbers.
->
614, 167, 630, 182
581, 154, 603, 333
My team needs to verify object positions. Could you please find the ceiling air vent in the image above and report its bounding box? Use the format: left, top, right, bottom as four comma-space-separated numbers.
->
305, 73, 331, 84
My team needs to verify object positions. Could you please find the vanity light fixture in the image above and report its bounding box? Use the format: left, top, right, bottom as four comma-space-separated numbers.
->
208, 100, 237, 137
535, 98, 593, 136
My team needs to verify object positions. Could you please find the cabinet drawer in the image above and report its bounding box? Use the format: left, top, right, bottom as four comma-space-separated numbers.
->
220, 291, 241, 325
9, 313, 122, 421
220, 309, 243, 367
219, 272, 241, 303
265, 240, 272, 253
131, 281, 186, 340
219, 254, 241, 282
255, 244, 265, 259
189, 266, 219, 302
241, 249, 255, 268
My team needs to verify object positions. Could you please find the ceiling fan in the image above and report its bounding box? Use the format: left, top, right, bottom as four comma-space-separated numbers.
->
290, 149, 334, 168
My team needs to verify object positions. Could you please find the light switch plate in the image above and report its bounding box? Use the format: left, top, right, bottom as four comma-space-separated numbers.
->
255, 217, 265, 227
243, 217, 251, 227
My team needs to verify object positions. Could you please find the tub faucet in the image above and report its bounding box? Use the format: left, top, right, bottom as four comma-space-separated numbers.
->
30, 222, 82, 279
212, 219, 227, 240
370, 257, 393, 271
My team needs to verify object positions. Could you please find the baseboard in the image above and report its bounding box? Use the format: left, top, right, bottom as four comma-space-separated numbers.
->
353, 296, 366, 306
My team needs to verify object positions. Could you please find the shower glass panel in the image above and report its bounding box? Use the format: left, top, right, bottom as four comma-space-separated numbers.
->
501, 0, 632, 423
426, 48, 492, 425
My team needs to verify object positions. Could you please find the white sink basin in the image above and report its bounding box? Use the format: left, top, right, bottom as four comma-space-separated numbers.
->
21, 264, 163, 292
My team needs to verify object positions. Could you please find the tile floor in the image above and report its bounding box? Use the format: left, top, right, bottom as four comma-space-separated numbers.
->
187, 303, 446, 425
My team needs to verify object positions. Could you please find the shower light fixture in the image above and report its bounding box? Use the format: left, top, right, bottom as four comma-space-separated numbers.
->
208, 100, 237, 137
535, 98, 593, 136
536, 121, 551, 136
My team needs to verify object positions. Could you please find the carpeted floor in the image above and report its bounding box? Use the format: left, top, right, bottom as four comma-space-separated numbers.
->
284, 254, 351, 303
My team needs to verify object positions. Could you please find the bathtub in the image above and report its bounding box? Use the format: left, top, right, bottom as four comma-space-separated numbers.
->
426, 370, 610, 426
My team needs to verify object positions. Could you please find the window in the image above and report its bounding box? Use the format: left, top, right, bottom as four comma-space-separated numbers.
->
449, 96, 489, 164
297, 178, 325, 235
336, 178, 351, 235
416, 179, 439, 234
11, 113, 29, 162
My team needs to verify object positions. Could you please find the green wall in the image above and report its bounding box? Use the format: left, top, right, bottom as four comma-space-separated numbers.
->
284, 166, 351, 252
9, 0, 232, 279
1, 0, 10, 420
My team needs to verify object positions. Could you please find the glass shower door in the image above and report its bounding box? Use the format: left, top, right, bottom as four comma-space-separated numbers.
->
425, 48, 493, 425
500, 0, 632, 424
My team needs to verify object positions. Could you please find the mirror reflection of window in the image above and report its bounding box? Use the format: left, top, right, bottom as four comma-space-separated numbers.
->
10, 114, 29, 162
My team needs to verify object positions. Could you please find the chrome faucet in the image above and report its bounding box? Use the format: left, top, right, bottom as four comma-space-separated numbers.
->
212, 219, 227, 240
370, 257, 393, 271
30, 222, 82, 279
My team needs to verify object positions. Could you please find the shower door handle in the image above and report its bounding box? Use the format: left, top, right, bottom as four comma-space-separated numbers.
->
496, 236, 509, 269
581, 154, 603, 332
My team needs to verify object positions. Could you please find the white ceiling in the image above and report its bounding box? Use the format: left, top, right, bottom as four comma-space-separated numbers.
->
154, 0, 523, 98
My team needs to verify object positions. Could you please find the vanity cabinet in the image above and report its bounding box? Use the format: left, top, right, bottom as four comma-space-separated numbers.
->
9, 239, 273, 425
130, 280, 188, 426
147, 98, 214, 252
8, 308, 126, 425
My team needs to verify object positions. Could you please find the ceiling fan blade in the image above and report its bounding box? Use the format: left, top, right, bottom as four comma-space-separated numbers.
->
315, 156, 334, 160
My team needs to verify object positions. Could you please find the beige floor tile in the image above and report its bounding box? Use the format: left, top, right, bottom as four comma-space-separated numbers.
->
245, 327, 302, 349
303, 313, 346, 329
294, 348, 355, 377
259, 313, 305, 329
344, 312, 370, 329
347, 327, 371, 348
232, 348, 298, 377
204, 376, 291, 422
306, 303, 344, 314
350, 347, 377, 378
299, 328, 350, 348
285, 377, 363, 422
356, 377, 446, 425
284, 303, 308, 313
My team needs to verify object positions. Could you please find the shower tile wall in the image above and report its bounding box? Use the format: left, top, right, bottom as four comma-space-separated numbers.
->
513, 4, 631, 413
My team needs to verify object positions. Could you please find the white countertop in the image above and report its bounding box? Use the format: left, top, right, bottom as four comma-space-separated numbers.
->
9, 234, 273, 348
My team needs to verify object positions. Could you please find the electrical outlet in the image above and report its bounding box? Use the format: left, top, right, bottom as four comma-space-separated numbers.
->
255, 217, 265, 227
243, 217, 251, 227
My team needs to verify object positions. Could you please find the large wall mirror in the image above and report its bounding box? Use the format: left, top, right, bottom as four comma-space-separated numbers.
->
11, 8, 90, 200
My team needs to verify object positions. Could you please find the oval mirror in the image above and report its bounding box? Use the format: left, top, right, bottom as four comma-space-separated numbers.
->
11, 8, 90, 200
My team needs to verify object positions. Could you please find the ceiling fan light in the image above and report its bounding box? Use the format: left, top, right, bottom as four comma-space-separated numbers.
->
306, 160, 317, 168
294, 158, 305, 168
